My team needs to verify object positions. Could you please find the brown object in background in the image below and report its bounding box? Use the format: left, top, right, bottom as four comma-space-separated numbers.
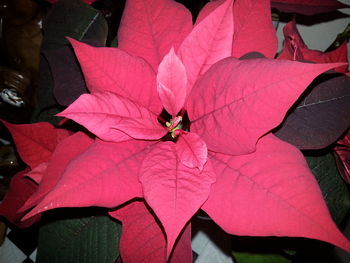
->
0, 0, 46, 106
0, 143, 21, 200
0, 67, 30, 107
0, 221, 6, 245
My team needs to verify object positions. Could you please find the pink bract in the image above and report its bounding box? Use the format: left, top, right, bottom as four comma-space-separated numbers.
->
19, 0, 350, 262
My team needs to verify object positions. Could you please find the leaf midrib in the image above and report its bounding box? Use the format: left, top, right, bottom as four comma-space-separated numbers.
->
210, 152, 333, 234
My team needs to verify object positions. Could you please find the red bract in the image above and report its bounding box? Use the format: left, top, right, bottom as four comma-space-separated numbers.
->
278, 19, 348, 73
202, 134, 349, 245
0, 121, 68, 227
0, 121, 93, 227
110, 201, 192, 262
20, 131, 94, 211
0, 169, 40, 228
1, 121, 71, 170
22, 0, 350, 262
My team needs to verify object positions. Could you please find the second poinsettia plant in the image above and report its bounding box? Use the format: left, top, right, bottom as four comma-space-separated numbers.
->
2, 0, 350, 262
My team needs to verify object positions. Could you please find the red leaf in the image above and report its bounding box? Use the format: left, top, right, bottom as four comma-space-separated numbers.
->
58, 92, 163, 142
68, 38, 161, 112
0, 169, 40, 228
278, 20, 309, 61
21, 132, 94, 211
26, 162, 48, 184
178, 0, 234, 90
187, 57, 345, 155
110, 201, 192, 263
140, 142, 216, 257
157, 48, 188, 116
271, 0, 348, 15
176, 131, 208, 170
232, 0, 278, 58
335, 130, 350, 183
1, 121, 70, 169
23, 139, 153, 220
278, 20, 348, 73
195, 0, 224, 24
118, 0, 192, 71
202, 134, 350, 253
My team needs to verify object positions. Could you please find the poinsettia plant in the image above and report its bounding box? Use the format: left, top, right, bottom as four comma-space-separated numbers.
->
1, 0, 350, 262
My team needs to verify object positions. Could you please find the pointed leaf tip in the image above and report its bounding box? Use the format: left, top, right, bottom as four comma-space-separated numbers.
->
0, 169, 41, 228
188, 58, 347, 155
1, 121, 60, 169
157, 48, 188, 116
118, 0, 193, 70
140, 142, 215, 257
67, 38, 161, 112
203, 134, 350, 254
58, 92, 160, 142
20, 132, 94, 212
23, 139, 151, 221
110, 201, 192, 262
176, 132, 208, 170
178, 0, 234, 89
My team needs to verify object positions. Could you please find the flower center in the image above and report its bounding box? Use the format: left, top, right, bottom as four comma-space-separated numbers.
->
166, 116, 183, 138
158, 108, 190, 141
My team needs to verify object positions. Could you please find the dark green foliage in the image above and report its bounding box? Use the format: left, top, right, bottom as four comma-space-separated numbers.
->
305, 151, 350, 225
36, 208, 121, 263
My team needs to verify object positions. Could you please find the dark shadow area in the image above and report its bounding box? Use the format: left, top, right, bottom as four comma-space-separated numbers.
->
276, 10, 349, 26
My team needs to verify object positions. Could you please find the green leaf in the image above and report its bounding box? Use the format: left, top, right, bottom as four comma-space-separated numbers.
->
233, 251, 291, 263
36, 208, 121, 263
33, 0, 108, 123
230, 235, 293, 263
305, 151, 350, 225
42, 0, 107, 50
